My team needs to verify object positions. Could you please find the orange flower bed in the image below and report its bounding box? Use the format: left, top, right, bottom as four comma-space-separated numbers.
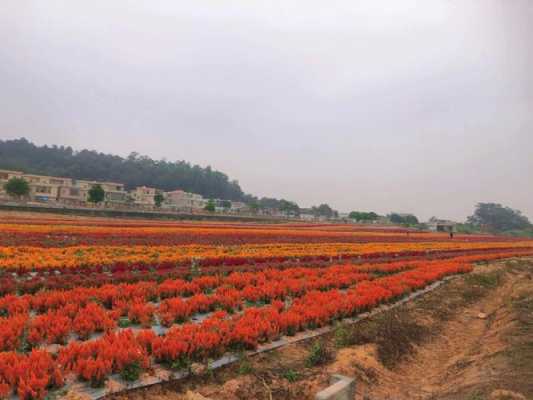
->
1, 241, 532, 271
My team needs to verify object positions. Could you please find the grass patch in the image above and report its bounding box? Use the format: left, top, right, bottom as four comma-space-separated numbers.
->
506, 292, 533, 371
120, 361, 142, 382
333, 309, 428, 369
306, 340, 332, 367
461, 270, 504, 303
465, 270, 503, 289
281, 368, 300, 383
237, 353, 253, 375
374, 310, 429, 368
466, 390, 486, 400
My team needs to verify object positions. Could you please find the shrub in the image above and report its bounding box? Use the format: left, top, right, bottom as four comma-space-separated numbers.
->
282, 369, 299, 382
120, 361, 142, 382
306, 340, 331, 367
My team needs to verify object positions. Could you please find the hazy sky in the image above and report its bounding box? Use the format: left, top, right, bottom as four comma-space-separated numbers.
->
1, 1, 532, 221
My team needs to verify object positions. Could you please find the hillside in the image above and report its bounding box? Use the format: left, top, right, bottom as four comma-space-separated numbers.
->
0, 138, 249, 201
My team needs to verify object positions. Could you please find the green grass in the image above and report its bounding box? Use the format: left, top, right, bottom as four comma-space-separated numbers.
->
237, 353, 253, 375
282, 368, 300, 383
506, 292, 533, 371
306, 340, 332, 367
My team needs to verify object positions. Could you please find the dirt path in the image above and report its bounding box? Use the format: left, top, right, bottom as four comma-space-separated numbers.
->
328, 260, 532, 400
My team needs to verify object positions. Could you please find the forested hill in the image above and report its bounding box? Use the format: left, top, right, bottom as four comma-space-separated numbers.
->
0, 138, 249, 201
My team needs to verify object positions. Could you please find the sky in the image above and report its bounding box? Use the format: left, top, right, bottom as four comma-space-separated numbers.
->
1, 1, 532, 221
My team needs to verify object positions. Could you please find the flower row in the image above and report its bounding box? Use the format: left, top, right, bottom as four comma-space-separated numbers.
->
1, 222, 511, 247
1, 266, 375, 349
1, 241, 532, 271
2, 247, 532, 296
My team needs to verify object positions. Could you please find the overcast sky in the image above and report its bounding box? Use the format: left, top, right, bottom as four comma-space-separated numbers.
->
1, 1, 532, 221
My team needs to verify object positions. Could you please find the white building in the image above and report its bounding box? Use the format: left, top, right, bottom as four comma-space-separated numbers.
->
0, 169, 127, 205
130, 186, 157, 207
164, 190, 207, 211
230, 201, 249, 213
427, 219, 456, 233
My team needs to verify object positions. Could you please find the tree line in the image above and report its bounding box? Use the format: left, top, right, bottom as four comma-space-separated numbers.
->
0, 138, 273, 204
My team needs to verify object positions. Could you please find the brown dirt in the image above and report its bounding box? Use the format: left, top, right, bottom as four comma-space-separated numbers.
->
327, 261, 532, 400
108, 258, 533, 400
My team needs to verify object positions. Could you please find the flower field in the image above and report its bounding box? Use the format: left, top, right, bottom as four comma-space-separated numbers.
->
1, 216, 533, 399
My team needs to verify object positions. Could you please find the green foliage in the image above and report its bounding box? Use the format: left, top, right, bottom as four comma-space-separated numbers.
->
88, 184, 105, 204
237, 354, 253, 375
0, 138, 305, 212
467, 202, 531, 233
464, 270, 503, 289
334, 322, 351, 347
461, 270, 504, 304
154, 192, 164, 207
504, 229, 533, 238
466, 391, 486, 400
248, 202, 259, 213
374, 310, 428, 369
204, 198, 216, 212
388, 213, 419, 225
221, 199, 231, 209
455, 223, 479, 234
306, 340, 331, 367
282, 369, 299, 382
349, 211, 379, 221
278, 199, 300, 216
118, 317, 132, 328
0, 138, 246, 201
252, 197, 300, 214
170, 356, 191, 371
120, 361, 142, 382
3, 177, 30, 198
311, 204, 337, 219
508, 289, 533, 371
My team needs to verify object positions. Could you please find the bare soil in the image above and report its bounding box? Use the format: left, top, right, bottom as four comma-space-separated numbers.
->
105, 258, 533, 400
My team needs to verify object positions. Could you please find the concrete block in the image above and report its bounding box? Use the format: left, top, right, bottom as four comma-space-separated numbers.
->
315, 374, 355, 400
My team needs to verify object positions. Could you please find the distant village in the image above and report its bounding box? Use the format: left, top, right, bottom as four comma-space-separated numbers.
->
0, 169, 254, 214
0, 169, 331, 220
0, 169, 458, 229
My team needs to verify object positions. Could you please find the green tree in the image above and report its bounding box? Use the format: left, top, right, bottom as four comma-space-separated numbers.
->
388, 213, 419, 225
154, 192, 164, 208
0, 138, 304, 210
279, 199, 300, 216
349, 211, 379, 221
404, 214, 419, 225
88, 184, 105, 204
249, 201, 260, 214
204, 198, 216, 212
3, 177, 30, 199
311, 204, 336, 218
0, 138, 247, 202
467, 203, 531, 232
221, 200, 232, 210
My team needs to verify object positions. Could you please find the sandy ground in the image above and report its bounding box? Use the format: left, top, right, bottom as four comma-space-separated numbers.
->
102, 258, 533, 400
